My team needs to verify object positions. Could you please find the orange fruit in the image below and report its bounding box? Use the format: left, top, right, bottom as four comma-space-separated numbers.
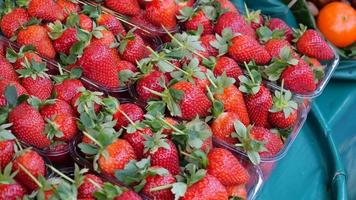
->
317, 2, 356, 48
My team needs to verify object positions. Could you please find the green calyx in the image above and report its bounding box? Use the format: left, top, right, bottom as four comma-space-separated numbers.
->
239, 62, 262, 95
117, 28, 136, 55
269, 81, 298, 118
81, 4, 102, 20
74, 88, 103, 115
256, 26, 286, 43
231, 120, 267, 165
3, 85, 28, 111
93, 182, 125, 200
0, 123, 15, 141
292, 24, 308, 43
16, 58, 49, 79
0, 163, 17, 184
44, 117, 64, 140
52, 67, 82, 84
143, 131, 170, 154
6, 45, 36, 63
170, 58, 206, 85
210, 28, 234, 56
244, 3, 262, 24
177, 6, 196, 22
48, 20, 66, 40
66, 13, 80, 28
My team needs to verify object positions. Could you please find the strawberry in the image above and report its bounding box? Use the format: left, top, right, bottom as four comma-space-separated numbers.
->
77, 174, 104, 198
144, 133, 180, 175
0, 8, 30, 38
45, 113, 77, 141
118, 30, 146, 64
17, 25, 56, 59
48, 22, 78, 54
0, 80, 27, 107
117, 60, 138, 72
211, 112, 240, 144
264, 38, 299, 58
216, 0, 238, 13
239, 67, 272, 127
113, 103, 144, 129
98, 139, 136, 177
244, 7, 264, 30
9, 103, 51, 148
181, 174, 228, 200
53, 78, 83, 103
215, 85, 250, 126
97, 13, 126, 36
304, 56, 325, 84
105, 0, 140, 16
91, 28, 116, 46
146, 0, 178, 29
16, 59, 53, 101
0, 40, 8, 56
161, 117, 178, 135
136, 70, 168, 101
200, 34, 218, 57
212, 56, 243, 82
269, 83, 298, 129
28, 0, 64, 22
57, 0, 80, 19
207, 148, 249, 186
267, 18, 293, 43
226, 184, 247, 199
176, 0, 195, 14
214, 12, 256, 39
0, 140, 14, 169
0, 163, 26, 200
78, 41, 120, 88
123, 127, 153, 159
178, 9, 213, 35
130, 11, 162, 35
0, 54, 18, 81
141, 167, 176, 200
249, 126, 284, 157
78, 14, 93, 31
92, 181, 142, 200
13, 149, 46, 191
115, 189, 142, 200
6, 45, 43, 70
39, 98, 75, 119
294, 26, 334, 61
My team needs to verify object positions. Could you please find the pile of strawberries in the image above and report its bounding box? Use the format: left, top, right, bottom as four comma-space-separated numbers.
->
0, 0, 336, 199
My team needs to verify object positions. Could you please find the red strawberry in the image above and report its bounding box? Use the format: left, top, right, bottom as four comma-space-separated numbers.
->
0, 164, 26, 200
116, 190, 142, 200
98, 139, 136, 177
113, 103, 144, 129
244, 7, 264, 30
118, 31, 146, 64
211, 112, 240, 144
123, 128, 153, 159
250, 126, 284, 157
226, 184, 247, 199
0, 55, 18, 81
207, 148, 249, 186
117, 60, 138, 72
181, 174, 228, 200
264, 39, 299, 58
161, 117, 178, 136
53, 79, 83, 103
0, 8, 30, 38
57, 0, 80, 19
304, 56, 325, 84
294, 27, 334, 61
0, 80, 27, 107
105, 0, 140, 16
45, 113, 77, 141
91, 29, 116, 46
146, 0, 178, 29
97, 13, 126, 36
179, 9, 213, 35
79, 14, 93, 31
78, 174, 104, 198
213, 56, 243, 82
40, 99, 75, 118
215, 12, 256, 39
267, 18, 293, 43
144, 133, 180, 175
136, 70, 168, 102
28, 0, 64, 22
0, 40, 8, 56
0, 140, 14, 169
13, 149, 46, 191
281, 59, 316, 94
49, 24, 78, 54
215, 85, 250, 126
216, 0, 238, 13
17, 25, 56, 59
200, 34, 218, 57
130, 11, 161, 35
6, 46, 43, 70
9, 103, 51, 148
78, 41, 120, 88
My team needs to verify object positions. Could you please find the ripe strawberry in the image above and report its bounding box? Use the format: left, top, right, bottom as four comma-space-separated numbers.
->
28, 0, 64, 22
200, 34, 218, 57
226, 184, 247, 199
6, 46, 43, 70
216, 0, 238, 13
123, 127, 153, 159
57, 0, 80, 19
136, 70, 168, 101
130, 11, 162, 35
16, 59, 53, 101
9, 103, 51, 148
40, 99, 75, 118
141, 166, 176, 200
211, 112, 240, 144
250, 126, 284, 157
79, 14, 93, 31
105, 0, 140, 16
98, 139, 136, 177
161, 117, 178, 135
267, 18, 293, 43
78, 41, 120, 88
294, 27, 334, 61
113, 103, 144, 129
97, 13, 126, 36
179, 9, 213, 35
0, 54, 18, 81
0, 40, 8, 56
78, 174, 104, 198
45, 113, 77, 141
13, 149, 46, 191
304, 56, 325, 84
91, 29, 116, 46
0, 140, 14, 170
215, 12, 256, 39
0, 80, 27, 107
264, 38, 299, 58
0, 8, 30, 38
53, 79, 83, 103
0, 164, 26, 200
49, 23, 78, 54
212, 56, 243, 82
115, 190, 142, 200
215, 85, 250, 126
117, 60, 138, 72
181, 174, 228, 200
280, 59, 316, 94
144, 133, 180, 175
207, 148, 249, 186
118, 31, 146, 64
17, 25, 56, 59
146, 0, 178, 29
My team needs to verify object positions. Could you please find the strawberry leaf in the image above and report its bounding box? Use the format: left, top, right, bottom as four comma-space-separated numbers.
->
171, 182, 187, 200
4, 85, 18, 107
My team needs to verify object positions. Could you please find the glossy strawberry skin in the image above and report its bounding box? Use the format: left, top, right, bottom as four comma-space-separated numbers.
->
120, 33, 146, 64
0, 55, 18, 81
0, 140, 14, 169
51, 114, 77, 141
267, 18, 293, 43
226, 184, 247, 199
228, 35, 271, 65
142, 168, 176, 200
28, 0, 64, 22
213, 56, 243, 82
211, 112, 240, 144
0, 8, 30, 38
136, 71, 168, 102
53, 79, 83, 103
0, 80, 27, 107
245, 85, 272, 128
264, 39, 299, 58
79, 14, 93, 31
184, 10, 213, 35
117, 60, 138, 72
296, 30, 334, 61
40, 99, 75, 119
17, 25, 56, 59
0, 182, 26, 200
251, 126, 284, 157
53, 28, 78, 54
113, 103, 144, 129
97, 14, 126, 36
21, 77, 53, 101
215, 12, 256, 39
98, 139, 136, 177
200, 34, 218, 57
269, 110, 298, 129
57, 0, 80, 19
123, 128, 153, 159
13, 150, 46, 191
216, 0, 238, 13
207, 148, 249, 186
91, 29, 116, 47
77, 174, 104, 198
14, 52, 42, 70
146, 0, 178, 29
9, 103, 51, 148
171, 81, 212, 120
115, 190, 142, 200
105, 0, 140, 16
181, 174, 228, 200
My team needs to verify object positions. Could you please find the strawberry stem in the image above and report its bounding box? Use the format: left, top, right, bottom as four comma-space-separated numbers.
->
143, 87, 166, 97
47, 164, 75, 183
205, 73, 217, 89
17, 163, 43, 188
244, 62, 255, 83
206, 85, 215, 102
87, 177, 103, 189
117, 108, 136, 127
158, 117, 184, 135
150, 183, 174, 192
